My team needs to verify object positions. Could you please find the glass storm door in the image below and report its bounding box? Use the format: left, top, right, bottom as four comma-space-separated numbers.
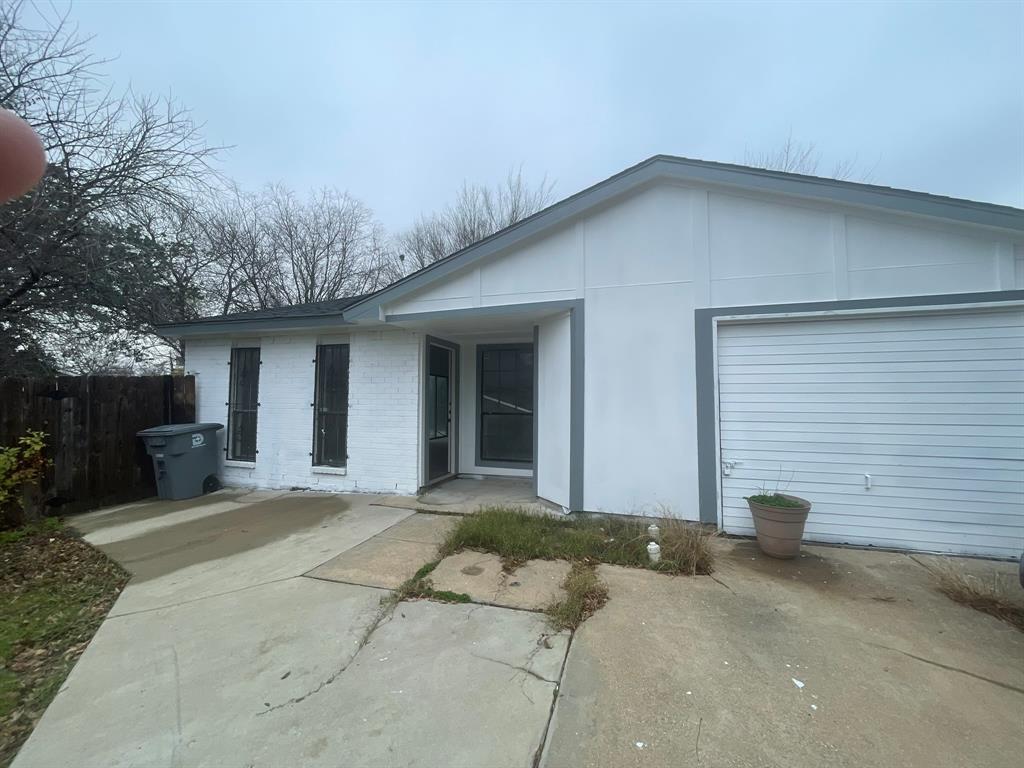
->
426, 343, 453, 481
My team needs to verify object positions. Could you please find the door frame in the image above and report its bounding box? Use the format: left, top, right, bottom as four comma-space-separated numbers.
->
422, 335, 460, 487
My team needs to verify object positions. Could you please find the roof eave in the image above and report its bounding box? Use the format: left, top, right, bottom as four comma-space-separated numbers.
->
156, 314, 354, 338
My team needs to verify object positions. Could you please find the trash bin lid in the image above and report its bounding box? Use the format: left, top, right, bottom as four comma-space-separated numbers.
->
137, 423, 224, 437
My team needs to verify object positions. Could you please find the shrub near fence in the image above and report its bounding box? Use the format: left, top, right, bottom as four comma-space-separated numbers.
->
0, 375, 195, 516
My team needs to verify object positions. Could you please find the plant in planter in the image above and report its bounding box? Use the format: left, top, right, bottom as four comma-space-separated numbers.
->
745, 490, 812, 559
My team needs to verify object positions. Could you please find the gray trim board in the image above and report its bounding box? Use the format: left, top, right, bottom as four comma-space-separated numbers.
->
344, 155, 1024, 323
474, 342, 536, 470
532, 325, 540, 498
569, 302, 585, 513
159, 315, 353, 338
694, 290, 1024, 526
422, 335, 460, 489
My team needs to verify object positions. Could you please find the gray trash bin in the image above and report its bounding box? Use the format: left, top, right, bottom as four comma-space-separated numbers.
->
138, 423, 224, 500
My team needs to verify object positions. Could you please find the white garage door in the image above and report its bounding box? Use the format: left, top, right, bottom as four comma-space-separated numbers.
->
717, 307, 1024, 558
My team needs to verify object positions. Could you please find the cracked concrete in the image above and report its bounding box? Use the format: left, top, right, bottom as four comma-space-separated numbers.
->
306, 513, 457, 589
14, 491, 1023, 768
541, 541, 1024, 768
248, 600, 570, 768
430, 551, 571, 610
12, 492, 571, 768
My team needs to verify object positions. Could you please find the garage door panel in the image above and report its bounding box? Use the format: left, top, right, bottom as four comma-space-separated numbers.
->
723, 311, 1022, 337
721, 370, 1023, 384
723, 482, 1022, 512
720, 359, 1022, 375
721, 429, 1023, 450
728, 468, 1023, 495
730, 456, 1024, 481
720, 412, 1022, 428
720, 438, 1024, 461
721, 348, 1020, 366
718, 308, 1024, 557
719, 332, 1023, 352
722, 400, 1019, 414
722, 421, 1021, 438
721, 390, 1023, 404
720, 380, 1024, 395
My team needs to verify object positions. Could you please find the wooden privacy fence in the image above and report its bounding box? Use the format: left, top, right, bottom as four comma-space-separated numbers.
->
0, 375, 196, 515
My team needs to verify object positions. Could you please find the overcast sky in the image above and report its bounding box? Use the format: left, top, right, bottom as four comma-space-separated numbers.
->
69, 0, 1023, 229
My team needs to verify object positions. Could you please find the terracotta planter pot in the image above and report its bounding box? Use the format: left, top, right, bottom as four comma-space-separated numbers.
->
746, 494, 812, 559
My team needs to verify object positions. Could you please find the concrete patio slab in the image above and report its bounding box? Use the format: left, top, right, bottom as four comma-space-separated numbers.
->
430, 551, 570, 610
306, 513, 456, 589
13, 578, 386, 768
253, 599, 570, 768
542, 543, 1024, 768
379, 512, 460, 545
373, 476, 559, 516
90, 493, 412, 615
306, 536, 438, 589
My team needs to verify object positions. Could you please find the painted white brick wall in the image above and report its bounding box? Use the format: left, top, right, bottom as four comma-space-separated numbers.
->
183, 329, 421, 494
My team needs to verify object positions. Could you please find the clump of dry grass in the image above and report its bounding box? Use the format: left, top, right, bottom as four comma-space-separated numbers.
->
931, 562, 1024, 632
657, 517, 718, 576
441, 506, 717, 576
545, 563, 609, 630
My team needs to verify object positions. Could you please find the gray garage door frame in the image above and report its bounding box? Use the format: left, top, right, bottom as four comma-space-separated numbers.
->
693, 290, 1024, 538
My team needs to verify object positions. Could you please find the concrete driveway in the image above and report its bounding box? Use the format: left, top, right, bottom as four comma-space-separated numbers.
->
542, 540, 1024, 768
12, 490, 1024, 768
13, 490, 567, 768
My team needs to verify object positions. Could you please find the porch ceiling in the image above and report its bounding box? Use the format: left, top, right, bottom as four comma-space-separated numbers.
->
383, 301, 573, 336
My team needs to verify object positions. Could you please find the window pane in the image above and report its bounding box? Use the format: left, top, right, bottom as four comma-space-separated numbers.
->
228, 347, 260, 462
478, 343, 533, 464
313, 344, 350, 467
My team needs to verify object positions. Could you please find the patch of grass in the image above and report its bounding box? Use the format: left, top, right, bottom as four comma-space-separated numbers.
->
0, 517, 62, 546
545, 563, 609, 630
931, 562, 1024, 633
441, 506, 716, 576
411, 561, 438, 581
391, 560, 472, 606
1, 520, 128, 765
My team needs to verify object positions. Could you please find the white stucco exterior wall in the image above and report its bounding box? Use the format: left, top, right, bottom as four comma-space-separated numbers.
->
184, 328, 420, 494
536, 312, 571, 508
383, 181, 1020, 519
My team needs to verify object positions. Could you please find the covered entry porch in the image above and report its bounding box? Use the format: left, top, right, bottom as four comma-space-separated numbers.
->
384, 300, 583, 512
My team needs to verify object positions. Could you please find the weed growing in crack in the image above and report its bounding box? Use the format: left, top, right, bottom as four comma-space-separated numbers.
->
391, 560, 472, 605
544, 563, 609, 631
929, 561, 1024, 632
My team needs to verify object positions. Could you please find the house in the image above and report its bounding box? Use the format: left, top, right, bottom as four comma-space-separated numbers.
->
160, 156, 1024, 559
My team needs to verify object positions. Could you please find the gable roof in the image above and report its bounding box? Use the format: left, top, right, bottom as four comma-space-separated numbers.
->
156, 294, 367, 337
161, 155, 1024, 335
343, 154, 1024, 320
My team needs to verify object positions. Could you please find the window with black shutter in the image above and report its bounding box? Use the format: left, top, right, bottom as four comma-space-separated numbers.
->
227, 347, 260, 461
313, 344, 350, 467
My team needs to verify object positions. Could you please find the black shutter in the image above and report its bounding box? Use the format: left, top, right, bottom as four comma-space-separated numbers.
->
227, 347, 260, 461
313, 344, 350, 467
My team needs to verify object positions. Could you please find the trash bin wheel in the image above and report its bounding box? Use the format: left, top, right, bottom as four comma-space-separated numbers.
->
203, 475, 221, 494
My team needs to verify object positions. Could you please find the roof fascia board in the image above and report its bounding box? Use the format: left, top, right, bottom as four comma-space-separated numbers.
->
157, 314, 353, 338
656, 158, 1023, 232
